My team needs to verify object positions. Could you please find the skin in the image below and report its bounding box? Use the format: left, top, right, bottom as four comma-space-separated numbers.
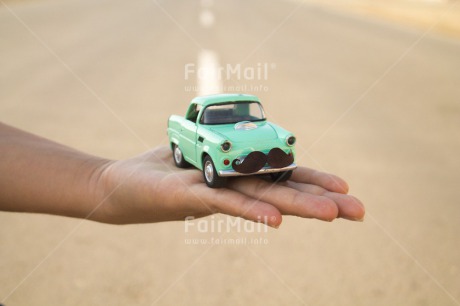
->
0, 122, 365, 228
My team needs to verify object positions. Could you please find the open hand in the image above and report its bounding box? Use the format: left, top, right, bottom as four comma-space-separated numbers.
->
95, 146, 365, 227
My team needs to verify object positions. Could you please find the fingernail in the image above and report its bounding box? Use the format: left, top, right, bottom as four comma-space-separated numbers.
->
269, 216, 280, 229
268, 223, 280, 229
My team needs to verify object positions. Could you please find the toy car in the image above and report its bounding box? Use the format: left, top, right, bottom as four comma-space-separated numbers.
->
167, 94, 297, 188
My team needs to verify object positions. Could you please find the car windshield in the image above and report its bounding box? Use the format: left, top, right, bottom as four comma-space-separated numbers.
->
200, 102, 266, 125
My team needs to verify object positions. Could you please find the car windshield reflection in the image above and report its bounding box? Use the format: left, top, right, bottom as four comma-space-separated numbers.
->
200, 102, 266, 125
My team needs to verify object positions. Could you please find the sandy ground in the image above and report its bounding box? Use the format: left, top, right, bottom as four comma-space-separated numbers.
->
1, 0, 460, 305
298, 0, 460, 39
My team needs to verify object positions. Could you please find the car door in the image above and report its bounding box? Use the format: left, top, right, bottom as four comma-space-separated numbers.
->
180, 119, 198, 165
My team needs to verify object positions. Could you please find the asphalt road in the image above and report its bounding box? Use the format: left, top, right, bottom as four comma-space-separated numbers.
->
1, 0, 460, 305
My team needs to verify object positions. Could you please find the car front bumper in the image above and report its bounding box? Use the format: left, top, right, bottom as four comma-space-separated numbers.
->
218, 163, 297, 177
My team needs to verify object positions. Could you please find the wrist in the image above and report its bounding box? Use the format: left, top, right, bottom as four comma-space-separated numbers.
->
84, 157, 117, 223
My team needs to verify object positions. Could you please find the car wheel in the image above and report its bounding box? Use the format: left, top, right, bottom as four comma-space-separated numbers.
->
203, 155, 227, 188
173, 144, 190, 168
270, 170, 293, 182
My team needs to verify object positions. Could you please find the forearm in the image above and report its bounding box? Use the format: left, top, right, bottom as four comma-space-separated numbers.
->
0, 122, 111, 221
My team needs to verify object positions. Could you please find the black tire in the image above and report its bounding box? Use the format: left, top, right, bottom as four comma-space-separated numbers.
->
270, 170, 293, 183
203, 155, 227, 188
172, 144, 190, 168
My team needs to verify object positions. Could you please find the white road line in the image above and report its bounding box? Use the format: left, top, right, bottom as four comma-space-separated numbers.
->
200, 9, 215, 28
197, 49, 222, 96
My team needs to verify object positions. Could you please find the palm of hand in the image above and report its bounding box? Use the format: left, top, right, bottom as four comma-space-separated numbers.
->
98, 146, 364, 227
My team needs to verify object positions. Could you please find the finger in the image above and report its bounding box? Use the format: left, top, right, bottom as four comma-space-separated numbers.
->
283, 181, 327, 195
190, 184, 283, 228
290, 167, 349, 194
285, 181, 365, 221
228, 177, 339, 222
323, 192, 365, 221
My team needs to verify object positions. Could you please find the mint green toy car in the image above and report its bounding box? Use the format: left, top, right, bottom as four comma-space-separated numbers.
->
167, 94, 297, 188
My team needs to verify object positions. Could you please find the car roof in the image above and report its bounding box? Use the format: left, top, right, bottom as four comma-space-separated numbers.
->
191, 94, 260, 107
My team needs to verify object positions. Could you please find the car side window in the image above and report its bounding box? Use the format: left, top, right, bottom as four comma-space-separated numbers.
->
185, 104, 201, 123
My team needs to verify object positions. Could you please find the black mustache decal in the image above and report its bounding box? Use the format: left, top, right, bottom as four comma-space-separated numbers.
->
267, 148, 294, 169
232, 151, 267, 174
232, 148, 293, 174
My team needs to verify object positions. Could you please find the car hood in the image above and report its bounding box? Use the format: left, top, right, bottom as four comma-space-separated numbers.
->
209, 121, 278, 143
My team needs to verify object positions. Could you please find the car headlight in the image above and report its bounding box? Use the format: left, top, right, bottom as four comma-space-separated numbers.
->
221, 141, 232, 152
286, 136, 296, 146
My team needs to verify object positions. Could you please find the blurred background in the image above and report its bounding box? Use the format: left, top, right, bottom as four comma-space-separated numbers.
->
1, 0, 460, 305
